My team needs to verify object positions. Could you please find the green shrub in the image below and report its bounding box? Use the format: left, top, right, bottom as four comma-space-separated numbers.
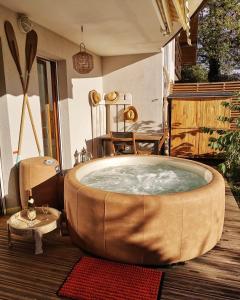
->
180, 65, 208, 83
202, 94, 240, 177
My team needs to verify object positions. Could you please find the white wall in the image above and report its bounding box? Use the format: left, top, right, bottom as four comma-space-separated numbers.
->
0, 5, 102, 210
71, 76, 104, 158
162, 39, 176, 82
102, 41, 175, 133
102, 53, 164, 133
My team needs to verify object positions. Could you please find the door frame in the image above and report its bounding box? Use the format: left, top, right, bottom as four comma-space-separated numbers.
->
0, 148, 5, 215
37, 57, 62, 168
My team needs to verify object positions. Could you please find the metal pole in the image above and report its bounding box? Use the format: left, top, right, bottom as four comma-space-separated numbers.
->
116, 104, 119, 132
106, 105, 111, 134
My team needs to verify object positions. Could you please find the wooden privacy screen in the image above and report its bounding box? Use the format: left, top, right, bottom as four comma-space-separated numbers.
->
172, 81, 240, 93
170, 98, 231, 157
169, 81, 240, 157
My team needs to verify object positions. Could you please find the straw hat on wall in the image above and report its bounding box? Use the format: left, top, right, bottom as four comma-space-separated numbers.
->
123, 106, 138, 122
104, 91, 119, 102
89, 90, 101, 106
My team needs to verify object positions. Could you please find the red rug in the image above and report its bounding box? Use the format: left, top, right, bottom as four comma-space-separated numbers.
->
57, 256, 164, 300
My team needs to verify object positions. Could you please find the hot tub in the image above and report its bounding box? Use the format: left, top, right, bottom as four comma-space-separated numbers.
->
64, 155, 225, 265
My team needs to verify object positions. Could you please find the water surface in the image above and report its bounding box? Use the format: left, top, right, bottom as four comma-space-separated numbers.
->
80, 163, 208, 195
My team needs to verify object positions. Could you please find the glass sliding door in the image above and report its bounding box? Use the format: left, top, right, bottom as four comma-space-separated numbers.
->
37, 58, 61, 164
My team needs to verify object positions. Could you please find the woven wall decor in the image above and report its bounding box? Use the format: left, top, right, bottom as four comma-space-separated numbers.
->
73, 42, 94, 74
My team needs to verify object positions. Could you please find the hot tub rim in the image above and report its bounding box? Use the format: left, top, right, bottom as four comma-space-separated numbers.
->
65, 155, 224, 198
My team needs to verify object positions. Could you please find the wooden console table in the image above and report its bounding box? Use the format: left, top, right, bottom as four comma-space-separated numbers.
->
99, 132, 167, 156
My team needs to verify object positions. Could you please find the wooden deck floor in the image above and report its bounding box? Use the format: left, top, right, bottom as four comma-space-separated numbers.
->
0, 185, 239, 300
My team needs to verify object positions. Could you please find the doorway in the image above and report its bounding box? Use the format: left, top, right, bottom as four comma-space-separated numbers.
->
37, 58, 61, 165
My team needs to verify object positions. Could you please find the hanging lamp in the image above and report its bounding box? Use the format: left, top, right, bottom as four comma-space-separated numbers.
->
72, 26, 94, 74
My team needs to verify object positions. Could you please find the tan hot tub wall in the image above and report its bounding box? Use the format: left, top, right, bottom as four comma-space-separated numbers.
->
64, 155, 225, 265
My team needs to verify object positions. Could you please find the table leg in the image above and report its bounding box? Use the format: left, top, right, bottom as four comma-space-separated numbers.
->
159, 132, 167, 155
102, 139, 107, 157
154, 141, 159, 155
101, 139, 104, 157
58, 215, 63, 236
7, 224, 12, 248
34, 230, 43, 255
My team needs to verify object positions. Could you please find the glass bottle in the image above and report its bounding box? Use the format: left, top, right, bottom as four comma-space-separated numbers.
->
27, 191, 36, 225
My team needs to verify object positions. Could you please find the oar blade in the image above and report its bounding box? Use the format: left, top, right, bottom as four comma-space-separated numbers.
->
4, 21, 22, 77
25, 29, 38, 74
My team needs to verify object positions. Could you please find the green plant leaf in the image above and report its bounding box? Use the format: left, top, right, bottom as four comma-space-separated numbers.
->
218, 163, 226, 174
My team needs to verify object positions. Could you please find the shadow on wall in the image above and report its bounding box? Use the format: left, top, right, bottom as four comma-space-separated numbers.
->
102, 53, 159, 76
127, 121, 163, 133
112, 109, 163, 133
0, 38, 6, 97
7, 164, 21, 212
85, 138, 101, 159
171, 143, 195, 157
171, 129, 199, 156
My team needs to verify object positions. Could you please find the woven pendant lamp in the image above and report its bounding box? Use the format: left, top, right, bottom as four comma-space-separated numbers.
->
73, 26, 94, 74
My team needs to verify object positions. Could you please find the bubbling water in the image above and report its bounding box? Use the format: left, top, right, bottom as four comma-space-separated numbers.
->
80, 163, 208, 195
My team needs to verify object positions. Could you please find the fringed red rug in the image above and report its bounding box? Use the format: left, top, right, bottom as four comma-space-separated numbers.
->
57, 256, 164, 300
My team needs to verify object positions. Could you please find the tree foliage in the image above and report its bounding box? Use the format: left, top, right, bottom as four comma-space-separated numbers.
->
180, 65, 208, 82
198, 0, 240, 82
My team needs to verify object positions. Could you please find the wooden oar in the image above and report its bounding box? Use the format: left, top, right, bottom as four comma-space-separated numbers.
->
4, 21, 40, 161
17, 29, 41, 159
4, 21, 25, 89
25, 30, 38, 92
17, 29, 40, 162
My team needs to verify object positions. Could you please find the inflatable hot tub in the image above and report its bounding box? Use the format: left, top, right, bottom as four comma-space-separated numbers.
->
64, 155, 225, 265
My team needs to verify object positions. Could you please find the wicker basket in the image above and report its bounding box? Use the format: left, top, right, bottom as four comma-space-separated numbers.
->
73, 43, 94, 74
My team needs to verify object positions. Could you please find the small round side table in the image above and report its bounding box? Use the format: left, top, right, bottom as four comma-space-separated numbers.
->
7, 207, 61, 254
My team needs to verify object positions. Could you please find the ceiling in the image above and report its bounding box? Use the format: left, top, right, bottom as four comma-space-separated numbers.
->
0, 0, 203, 56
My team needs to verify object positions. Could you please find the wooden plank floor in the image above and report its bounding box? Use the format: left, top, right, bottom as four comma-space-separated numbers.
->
160, 184, 240, 300
0, 185, 239, 300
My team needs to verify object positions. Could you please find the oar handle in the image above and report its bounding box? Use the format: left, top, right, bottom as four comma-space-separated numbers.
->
26, 97, 41, 156
25, 72, 41, 156
25, 72, 30, 94
16, 93, 41, 162
16, 93, 28, 163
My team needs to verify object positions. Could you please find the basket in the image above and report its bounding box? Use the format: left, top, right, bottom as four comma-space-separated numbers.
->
73, 43, 94, 74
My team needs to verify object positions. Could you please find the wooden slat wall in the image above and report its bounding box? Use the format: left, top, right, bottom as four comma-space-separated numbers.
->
170, 98, 231, 157
173, 81, 240, 93
230, 99, 240, 129
172, 81, 240, 129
